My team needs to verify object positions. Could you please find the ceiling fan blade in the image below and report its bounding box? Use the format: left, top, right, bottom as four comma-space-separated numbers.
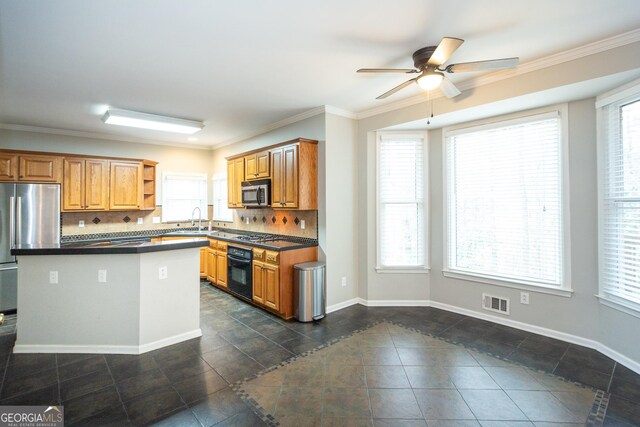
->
439, 77, 461, 98
427, 37, 464, 66
444, 57, 519, 73
357, 68, 419, 73
376, 78, 417, 99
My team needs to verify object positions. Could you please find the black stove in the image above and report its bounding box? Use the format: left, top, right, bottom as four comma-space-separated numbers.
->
235, 234, 278, 243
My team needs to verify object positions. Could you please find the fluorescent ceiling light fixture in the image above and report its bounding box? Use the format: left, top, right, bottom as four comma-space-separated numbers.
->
101, 109, 204, 134
416, 71, 444, 91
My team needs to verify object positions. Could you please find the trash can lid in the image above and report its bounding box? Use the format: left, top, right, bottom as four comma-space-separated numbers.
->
294, 261, 326, 271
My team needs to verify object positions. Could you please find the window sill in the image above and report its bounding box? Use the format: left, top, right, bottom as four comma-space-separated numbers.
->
375, 266, 430, 274
596, 294, 640, 319
442, 269, 573, 297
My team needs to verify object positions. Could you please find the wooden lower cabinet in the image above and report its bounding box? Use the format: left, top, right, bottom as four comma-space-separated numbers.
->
200, 247, 207, 278
215, 252, 227, 288
252, 261, 280, 311
206, 247, 216, 283
252, 262, 265, 304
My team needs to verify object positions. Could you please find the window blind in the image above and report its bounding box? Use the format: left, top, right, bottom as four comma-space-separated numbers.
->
378, 134, 425, 267
213, 177, 233, 222
161, 173, 208, 222
601, 97, 640, 305
445, 113, 563, 286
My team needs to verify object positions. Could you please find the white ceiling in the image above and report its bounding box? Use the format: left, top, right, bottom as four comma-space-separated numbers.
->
1, 0, 639, 147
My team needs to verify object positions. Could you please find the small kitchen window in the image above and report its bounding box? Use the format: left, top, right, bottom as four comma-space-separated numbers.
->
376, 132, 429, 272
597, 80, 640, 315
161, 173, 208, 223
443, 107, 570, 293
213, 177, 233, 222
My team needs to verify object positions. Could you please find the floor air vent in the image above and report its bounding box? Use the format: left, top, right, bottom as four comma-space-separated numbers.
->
482, 293, 510, 315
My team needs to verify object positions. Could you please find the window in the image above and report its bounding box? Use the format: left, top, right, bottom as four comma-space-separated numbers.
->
161, 173, 208, 222
444, 110, 567, 289
599, 87, 640, 310
377, 132, 427, 270
213, 177, 233, 222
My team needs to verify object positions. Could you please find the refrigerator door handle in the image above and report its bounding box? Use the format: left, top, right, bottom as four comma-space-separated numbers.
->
15, 196, 21, 247
9, 196, 15, 249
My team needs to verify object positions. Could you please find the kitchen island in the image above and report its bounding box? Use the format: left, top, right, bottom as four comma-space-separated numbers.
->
11, 238, 208, 354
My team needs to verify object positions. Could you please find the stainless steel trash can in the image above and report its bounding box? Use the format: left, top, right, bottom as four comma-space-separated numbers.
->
293, 262, 326, 322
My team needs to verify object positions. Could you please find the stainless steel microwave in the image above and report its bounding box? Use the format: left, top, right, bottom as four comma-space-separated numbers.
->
241, 179, 270, 208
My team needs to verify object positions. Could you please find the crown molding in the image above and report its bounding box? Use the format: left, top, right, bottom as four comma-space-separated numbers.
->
323, 105, 358, 119
0, 123, 211, 150
355, 28, 640, 120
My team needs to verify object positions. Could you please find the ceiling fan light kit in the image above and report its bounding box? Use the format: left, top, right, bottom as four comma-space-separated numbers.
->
101, 108, 204, 134
357, 37, 519, 100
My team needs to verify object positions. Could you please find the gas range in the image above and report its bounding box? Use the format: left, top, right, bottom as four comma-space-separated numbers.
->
234, 234, 279, 243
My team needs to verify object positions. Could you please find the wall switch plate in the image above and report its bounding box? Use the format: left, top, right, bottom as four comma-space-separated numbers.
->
98, 269, 107, 283
520, 292, 530, 305
152, 216, 160, 224
159, 266, 168, 280
301, 220, 305, 229
341, 276, 347, 287
78, 220, 85, 228
137, 218, 143, 225
49, 271, 58, 284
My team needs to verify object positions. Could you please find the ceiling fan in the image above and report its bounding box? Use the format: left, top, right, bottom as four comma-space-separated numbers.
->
357, 37, 519, 99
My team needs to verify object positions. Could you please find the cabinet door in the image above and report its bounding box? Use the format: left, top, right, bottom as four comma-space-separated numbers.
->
244, 154, 256, 180
63, 158, 85, 210
256, 151, 270, 178
233, 158, 244, 207
252, 262, 265, 304
216, 253, 227, 288
0, 154, 18, 181
206, 248, 216, 283
282, 145, 298, 208
109, 161, 142, 210
263, 264, 280, 311
85, 160, 108, 210
271, 148, 283, 206
19, 155, 61, 182
227, 160, 236, 208
200, 247, 207, 278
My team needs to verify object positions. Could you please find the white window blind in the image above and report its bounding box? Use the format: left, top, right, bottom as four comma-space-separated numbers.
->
601, 97, 640, 306
377, 133, 426, 268
213, 177, 233, 222
445, 113, 564, 287
161, 173, 208, 222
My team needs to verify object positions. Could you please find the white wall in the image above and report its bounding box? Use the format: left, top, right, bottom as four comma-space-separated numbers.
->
0, 129, 213, 202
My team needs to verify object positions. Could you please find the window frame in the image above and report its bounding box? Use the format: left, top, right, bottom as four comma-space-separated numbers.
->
161, 172, 209, 223
212, 175, 233, 222
596, 79, 640, 316
442, 105, 572, 296
375, 131, 430, 273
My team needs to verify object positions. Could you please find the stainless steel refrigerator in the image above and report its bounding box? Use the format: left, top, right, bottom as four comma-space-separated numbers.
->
0, 183, 60, 313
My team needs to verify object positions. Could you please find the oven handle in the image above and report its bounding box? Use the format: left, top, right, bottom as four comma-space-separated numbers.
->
227, 254, 252, 264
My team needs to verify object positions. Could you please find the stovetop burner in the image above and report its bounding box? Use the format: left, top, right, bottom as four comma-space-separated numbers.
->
235, 234, 278, 243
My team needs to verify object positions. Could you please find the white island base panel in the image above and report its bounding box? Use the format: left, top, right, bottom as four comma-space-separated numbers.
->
14, 248, 202, 354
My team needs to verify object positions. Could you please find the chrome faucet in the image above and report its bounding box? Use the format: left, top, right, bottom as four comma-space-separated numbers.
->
191, 207, 202, 230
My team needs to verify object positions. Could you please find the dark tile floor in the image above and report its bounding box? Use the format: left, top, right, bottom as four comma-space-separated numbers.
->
0, 282, 637, 426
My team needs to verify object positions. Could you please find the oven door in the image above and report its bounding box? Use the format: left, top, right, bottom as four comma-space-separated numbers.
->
227, 254, 253, 301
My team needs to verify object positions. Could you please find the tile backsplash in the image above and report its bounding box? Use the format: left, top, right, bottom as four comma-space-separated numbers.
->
62, 206, 318, 239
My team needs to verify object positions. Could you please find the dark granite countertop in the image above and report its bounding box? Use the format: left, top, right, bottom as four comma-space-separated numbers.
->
11, 238, 209, 256
162, 230, 318, 251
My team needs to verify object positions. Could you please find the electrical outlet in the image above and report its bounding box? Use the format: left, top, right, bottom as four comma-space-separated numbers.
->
341, 276, 347, 287
159, 266, 168, 280
137, 218, 143, 225
152, 216, 160, 224
98, 269, 107, 283
245, 217, 250, 224
49, 271, 58, 284
520, 292, 530, 305
78, 220, 85, 228
301, 220, 305, 229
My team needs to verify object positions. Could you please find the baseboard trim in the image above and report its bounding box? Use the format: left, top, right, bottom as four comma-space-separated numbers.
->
13, 329, 203, 355
328, 297, 640, 374
326, 298, 359, 313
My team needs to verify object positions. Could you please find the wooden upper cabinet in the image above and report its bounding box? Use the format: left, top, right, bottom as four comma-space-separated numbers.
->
227, 158, 244, 208
0, 154, 18, 181
244, 150, 270, 180
109, 161, 142, 210
271, 143, 306, 209
18, 155, 61, 182
63, 158, 109, 211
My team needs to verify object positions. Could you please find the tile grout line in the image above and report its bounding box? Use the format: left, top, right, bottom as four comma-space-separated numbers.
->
54, 354, 61, 405
102, 354, 131, 425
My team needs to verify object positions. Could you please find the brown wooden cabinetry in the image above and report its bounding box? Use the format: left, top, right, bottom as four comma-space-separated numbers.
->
63, 158, 108, 211
109, 161, 143, 210
142, 161, 157, 210
244, 150, 270, 180
200, 247, 207, 278
271, 139, 317, 210
0, 154, 17, 181
227, 158, 244, 208
205, 239, 228, 288
18, 154, 62, 182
